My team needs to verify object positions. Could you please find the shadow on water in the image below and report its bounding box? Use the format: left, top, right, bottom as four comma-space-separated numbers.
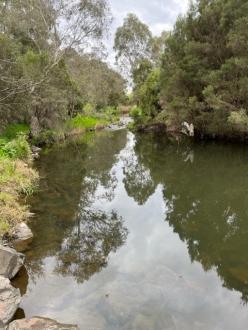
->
15, 129, 248, 329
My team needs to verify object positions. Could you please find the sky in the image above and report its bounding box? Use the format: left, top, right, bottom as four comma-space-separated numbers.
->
107, 0, 190, 65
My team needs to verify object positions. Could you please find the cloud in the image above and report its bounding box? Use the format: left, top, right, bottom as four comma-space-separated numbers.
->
110, 0, 189, 34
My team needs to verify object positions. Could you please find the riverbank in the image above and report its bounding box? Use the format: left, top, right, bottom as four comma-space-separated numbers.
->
0, 129, 39, 240
130, 115, 248, 143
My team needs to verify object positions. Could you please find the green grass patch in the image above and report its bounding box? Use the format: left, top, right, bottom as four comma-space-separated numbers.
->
67, 115, 109, 130
1, 123, 30, 140
0, 158, 39, 236
0, 123, 39, 237
0, 134, 32, 160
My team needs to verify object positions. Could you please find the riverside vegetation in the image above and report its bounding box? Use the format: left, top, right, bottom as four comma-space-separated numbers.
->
115, 0, 248, 140
1, 0, 248, 328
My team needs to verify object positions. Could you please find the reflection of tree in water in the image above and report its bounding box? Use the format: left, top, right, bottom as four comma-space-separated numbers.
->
55, 209, 128, 283
25, 130, 128, 282
122, 133, 156, 205
125, 132, 248, 303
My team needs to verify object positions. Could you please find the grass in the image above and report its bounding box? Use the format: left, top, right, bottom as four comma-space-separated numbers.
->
1, 123, 30, 140
0, 126, 39, 237
0, 158, 39, 237
67, 115, 110, 130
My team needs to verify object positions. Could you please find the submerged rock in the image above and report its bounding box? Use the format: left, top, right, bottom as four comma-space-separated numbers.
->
0, 276, 21, 326
0, 246, 25, 280
12, 223, 33, 252
7, 317, 79, 329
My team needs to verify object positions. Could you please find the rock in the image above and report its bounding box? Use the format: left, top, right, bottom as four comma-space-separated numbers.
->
0, 245, 25, 279
12, 224, 33, 252
7, 317, 79, 330
181, 121, 194, 137
0, 276, 21, 326
13, 223, 33, 243
31, 146, 41, 154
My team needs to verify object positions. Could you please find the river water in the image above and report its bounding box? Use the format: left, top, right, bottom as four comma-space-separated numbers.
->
14, 129, 248, 329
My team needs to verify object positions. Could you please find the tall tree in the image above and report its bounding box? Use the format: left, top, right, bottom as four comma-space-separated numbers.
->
114, 13, 152, 78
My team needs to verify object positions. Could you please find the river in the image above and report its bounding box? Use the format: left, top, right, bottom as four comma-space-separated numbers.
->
13, 129, 248, 329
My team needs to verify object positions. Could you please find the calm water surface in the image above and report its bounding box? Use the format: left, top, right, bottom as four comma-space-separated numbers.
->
15, 129, 248, 329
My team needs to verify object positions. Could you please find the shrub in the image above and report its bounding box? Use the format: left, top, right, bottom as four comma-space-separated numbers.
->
2, 124, 30, 140
67, 115, 109, 130
2, 134, 31, 160
32, 129, 65, 146
130, 106, 146, 125
83, 103, 95, 115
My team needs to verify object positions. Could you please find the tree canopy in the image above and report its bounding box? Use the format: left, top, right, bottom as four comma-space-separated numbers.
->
0, 0, 125, 134
121, 0, 248, 140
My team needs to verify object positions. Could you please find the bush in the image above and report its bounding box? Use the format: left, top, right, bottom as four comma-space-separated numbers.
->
1, 123, 30, 140
130, 106, 142, 119
32, 129, 65, 146
1, 134, 31, 160
83, 103, 95, 115
130, 106, 147, 126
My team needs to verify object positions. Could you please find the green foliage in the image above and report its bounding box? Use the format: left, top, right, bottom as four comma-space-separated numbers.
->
0, 134, 31, 160
0, 0, 123, 135
83, 103, 95, 115
31, 129, 65, 146
0, 124, 39, 237
66, 51, 126, 112
130, 106, 146, 125
137, 69, 161, 118
114, 13, 153, 76
68, 115, 109, 130
102, 106, 120, 122
2, 124, 30, 140
159, 0, 248, 138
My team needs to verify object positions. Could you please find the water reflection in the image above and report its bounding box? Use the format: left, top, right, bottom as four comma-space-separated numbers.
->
130, 132, 248, 303
24, 130, 128, 284
55, 210, 127, 283
17, 129, 248, 329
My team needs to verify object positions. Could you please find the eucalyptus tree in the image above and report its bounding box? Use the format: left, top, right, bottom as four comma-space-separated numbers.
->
114, 13, 153, 78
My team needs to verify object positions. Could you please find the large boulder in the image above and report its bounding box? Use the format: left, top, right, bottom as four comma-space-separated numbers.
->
7, 317, 79, 330
0, 276, 21, 326
12, 223, 33, 252
0, 246, 25, 279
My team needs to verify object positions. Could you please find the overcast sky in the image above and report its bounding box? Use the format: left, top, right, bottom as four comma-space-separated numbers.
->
107, 0, 189, 65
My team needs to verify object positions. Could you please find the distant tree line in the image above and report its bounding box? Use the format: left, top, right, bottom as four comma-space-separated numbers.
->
115, 0, 248, 139
0, 0, 126, 135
